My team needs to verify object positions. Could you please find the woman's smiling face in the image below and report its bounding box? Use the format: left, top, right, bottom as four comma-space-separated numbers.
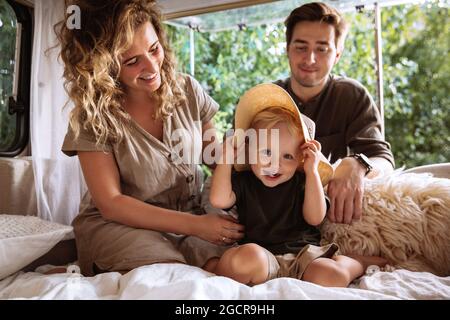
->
119, 22, 165, 95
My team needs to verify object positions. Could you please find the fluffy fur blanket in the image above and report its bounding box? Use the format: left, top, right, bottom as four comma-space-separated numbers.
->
320, 170, 450, 276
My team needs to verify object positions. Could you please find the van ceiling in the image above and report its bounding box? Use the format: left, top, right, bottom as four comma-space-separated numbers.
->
164, 0, 421, 32
16, 0, 419, 32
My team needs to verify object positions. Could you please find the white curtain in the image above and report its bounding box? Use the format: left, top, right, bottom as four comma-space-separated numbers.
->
31, 0, 86, 225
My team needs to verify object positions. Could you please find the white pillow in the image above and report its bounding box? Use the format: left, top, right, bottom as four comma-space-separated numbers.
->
0, 215, 73, 280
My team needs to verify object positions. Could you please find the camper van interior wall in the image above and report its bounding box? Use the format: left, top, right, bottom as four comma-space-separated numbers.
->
30, 0, 86, 225
0, 157, 37, 215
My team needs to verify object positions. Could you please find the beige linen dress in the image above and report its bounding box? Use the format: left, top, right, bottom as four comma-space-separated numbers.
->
62, 75, 228, 276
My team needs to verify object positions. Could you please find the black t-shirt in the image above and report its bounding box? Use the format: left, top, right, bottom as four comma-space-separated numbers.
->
231, 171, 328, 255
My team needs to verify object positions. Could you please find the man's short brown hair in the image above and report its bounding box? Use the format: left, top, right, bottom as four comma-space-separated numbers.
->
285, 2, 349, 51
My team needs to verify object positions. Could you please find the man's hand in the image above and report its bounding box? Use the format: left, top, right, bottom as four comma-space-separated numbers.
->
327, 157, 366, 224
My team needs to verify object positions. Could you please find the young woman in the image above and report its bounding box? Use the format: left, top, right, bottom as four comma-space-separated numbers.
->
57, 0, 243, 276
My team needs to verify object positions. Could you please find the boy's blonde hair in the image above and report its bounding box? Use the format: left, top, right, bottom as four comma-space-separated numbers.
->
250, 107, 303, 138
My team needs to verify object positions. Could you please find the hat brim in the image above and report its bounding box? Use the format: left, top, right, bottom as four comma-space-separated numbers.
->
233, 83, 334, 186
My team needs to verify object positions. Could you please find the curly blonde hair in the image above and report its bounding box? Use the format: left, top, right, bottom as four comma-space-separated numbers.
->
56, 0, 186, 145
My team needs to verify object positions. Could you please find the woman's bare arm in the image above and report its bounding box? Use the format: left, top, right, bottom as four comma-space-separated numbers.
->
77, 151, 244, 243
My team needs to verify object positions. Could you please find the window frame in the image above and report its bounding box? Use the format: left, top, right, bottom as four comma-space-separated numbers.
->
0, 0, 32, 157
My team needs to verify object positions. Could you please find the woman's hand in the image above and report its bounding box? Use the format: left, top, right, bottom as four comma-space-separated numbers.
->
194, 211, 245, 246
300, 140, 321, 175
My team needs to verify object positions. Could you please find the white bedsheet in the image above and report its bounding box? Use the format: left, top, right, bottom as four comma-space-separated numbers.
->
1, 264, 449, 300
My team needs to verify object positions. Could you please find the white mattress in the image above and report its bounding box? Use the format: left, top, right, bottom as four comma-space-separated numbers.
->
1, 263, 449, 300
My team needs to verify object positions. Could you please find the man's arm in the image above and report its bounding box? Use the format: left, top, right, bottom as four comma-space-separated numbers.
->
328, 156, 393, 224
327, 85, 394, 224
367, 157, 394, 178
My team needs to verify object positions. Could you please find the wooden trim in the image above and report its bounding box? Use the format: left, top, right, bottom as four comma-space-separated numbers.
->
374, 3, 385, 138
12, 0, 34, 8
163, 0, 277, 20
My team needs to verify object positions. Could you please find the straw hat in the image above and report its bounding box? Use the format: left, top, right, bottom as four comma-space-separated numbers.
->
233, 83, 334, 186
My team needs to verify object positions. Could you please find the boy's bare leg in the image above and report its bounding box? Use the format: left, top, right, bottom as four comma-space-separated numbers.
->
203, 244, 269, 285
344, 254, 388, 275
44, 267, 68, 275
302, 255, 387, 287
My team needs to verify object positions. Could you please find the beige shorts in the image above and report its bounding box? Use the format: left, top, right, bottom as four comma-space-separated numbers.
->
265, 243, 339, 281
72, 209, 229, 276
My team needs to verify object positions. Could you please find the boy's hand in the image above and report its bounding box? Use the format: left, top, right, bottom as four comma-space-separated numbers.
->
220, 134, 245, 165
300, 140, 321, 175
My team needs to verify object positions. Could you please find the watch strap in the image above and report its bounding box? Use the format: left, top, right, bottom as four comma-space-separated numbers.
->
350, 154, 372, 176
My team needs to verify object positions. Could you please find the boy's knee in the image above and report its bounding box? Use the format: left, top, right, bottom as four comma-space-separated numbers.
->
302, 259, 350, 287
229, 244, 269, 284
233, 244, 267, 267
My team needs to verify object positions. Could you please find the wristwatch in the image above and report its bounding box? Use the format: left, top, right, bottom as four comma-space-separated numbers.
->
349, 153, 373, 176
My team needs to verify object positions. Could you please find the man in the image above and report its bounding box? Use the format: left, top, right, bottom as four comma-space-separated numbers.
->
274, 2, 395, 224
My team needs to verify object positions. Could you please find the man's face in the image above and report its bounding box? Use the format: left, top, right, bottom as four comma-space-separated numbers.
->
287, 21, 341, 89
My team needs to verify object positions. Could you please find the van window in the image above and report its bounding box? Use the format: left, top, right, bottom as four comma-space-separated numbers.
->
166, 2, 449, 168
0, 1, 32, 156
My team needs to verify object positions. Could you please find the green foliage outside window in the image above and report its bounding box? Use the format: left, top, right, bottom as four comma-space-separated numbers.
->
382, 4, 449, 167
0, 1, 17, 150
167, 1, 449, 169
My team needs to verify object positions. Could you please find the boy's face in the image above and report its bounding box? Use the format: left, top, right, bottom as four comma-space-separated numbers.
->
250, 122, 303, 187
